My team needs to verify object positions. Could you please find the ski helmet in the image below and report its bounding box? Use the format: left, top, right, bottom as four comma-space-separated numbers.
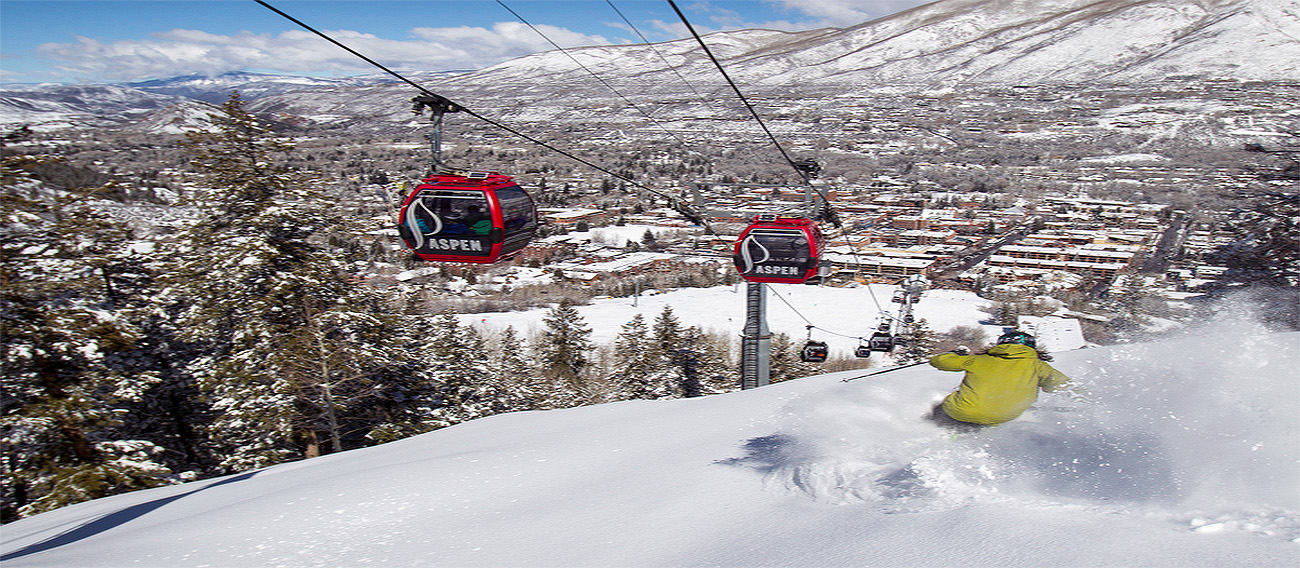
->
997, 331, 1037, 348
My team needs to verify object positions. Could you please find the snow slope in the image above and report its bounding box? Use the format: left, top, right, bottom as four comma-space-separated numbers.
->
2, 308, 1296, 566
459, 283, 1004, 350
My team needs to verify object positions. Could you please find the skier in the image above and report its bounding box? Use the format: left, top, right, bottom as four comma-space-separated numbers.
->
928, 331, 1073, 428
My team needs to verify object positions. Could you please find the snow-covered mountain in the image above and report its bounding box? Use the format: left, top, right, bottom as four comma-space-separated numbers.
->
733, 0, 1300, 85
1, 287, 1295, 566
0, 84, 192, 130
126, 71, 400, 103
469, 0, 1300, 87
118, 100, 221, 135
2, 0, 1295, 132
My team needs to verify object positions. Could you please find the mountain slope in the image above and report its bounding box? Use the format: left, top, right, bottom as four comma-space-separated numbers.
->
3, 0, 1295, 130
3, 323, 1296, 567
0, 84, 191, 129
473, 0, 1298, 87
126, 72, 380, 104
739, 0, 1300, 84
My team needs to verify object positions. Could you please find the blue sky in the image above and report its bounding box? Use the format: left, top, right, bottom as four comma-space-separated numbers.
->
1, 0, 932, 84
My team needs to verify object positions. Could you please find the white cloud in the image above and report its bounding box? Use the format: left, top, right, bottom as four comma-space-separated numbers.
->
773, 0, 931, 27
33, 23, 614, 82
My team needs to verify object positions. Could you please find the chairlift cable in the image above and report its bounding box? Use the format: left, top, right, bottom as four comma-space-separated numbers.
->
605, 0, 713, 105
668, 0, 910, 344
666, 0, 808, 185
667, 0, 858, 304
496, 1, 705, 155
767, 286, 868, 341
254, 0, 708, 226
496, 0, 729, 189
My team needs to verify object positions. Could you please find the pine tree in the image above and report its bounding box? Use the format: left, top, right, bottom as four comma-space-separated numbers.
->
162, 92, 421, 471
895, 318, 939, 365
490, 325, 546, 408
612, 314, 656, 398
769, 333, 821, 383
421, 312, 497, 428
647, 306, 695, 397
681, 327, 737, 396
666, 326, 734, 397
651, 305, 683, 355
534, 301, 593, 394
1, 128, 175, 521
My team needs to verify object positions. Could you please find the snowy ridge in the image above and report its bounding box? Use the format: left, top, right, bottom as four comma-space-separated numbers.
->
2, 310, 1296, 566
0, 84, 191, 131
741, 0, 1300, 85
125, 72, 378, 103
4, 0, 1297, 131
460, 0, 1300, 87
120, 100, 220, 134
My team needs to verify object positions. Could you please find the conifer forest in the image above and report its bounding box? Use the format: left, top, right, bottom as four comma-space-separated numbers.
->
0, 95, 774, 522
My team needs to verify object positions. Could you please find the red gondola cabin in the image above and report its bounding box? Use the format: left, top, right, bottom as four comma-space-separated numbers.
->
733, 215, 827, 284
398, 172, 538, 264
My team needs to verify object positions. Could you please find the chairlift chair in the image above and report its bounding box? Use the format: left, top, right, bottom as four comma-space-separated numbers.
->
868, 332, 896, 352
801, 340, 829, 363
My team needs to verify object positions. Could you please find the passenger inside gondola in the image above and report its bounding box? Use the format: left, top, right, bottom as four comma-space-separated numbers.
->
411, 190, 493, 236
752, 230, 810, 262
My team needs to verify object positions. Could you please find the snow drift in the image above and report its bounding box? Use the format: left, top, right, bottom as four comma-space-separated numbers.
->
2, 320, 1296, 566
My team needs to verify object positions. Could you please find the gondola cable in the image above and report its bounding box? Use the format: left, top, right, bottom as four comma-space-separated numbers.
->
665, 0, 806, 185
254, 0, 709, 227
668, 0, 890, 297
767, 285, 871, 342
670, 0, 917, 355
260, 0, 895, 342
604, 0, 713, 105
495, 0, 708, 159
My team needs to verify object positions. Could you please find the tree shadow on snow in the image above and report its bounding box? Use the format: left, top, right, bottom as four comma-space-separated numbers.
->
1, 471, 260, 562
716, 434, 934, 504
715, 434, 806, 474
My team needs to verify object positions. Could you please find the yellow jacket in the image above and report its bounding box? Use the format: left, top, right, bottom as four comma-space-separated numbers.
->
929, 344, 1071, 425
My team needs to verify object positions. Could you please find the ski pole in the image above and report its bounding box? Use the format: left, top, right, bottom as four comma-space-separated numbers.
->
841, 361, 929, 382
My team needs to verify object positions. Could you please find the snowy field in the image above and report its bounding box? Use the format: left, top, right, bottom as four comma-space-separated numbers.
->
2, 295, 1296, 567
457, 283, 1088, 355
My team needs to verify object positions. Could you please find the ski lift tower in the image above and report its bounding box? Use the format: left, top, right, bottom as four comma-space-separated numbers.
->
894, 274, 929, 342
693, 160, 832, 390
740, 282, 770, 389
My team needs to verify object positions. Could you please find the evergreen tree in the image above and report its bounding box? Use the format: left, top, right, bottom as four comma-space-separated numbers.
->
641, 229, 658, 250
686, 327, 739, 395
665, 326, 736, 397
651, 305, 683, 356
421, 312, 505, 428
646, 305, 701, 398
534, 301, 593, 391
895, 318, 939, 365
1, 129, 175, 521
612, 314, 657, 398
769, 333, 821, 383
268, 301, 429, 453
162, 92, 420, 471
490, 325, 546, 408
